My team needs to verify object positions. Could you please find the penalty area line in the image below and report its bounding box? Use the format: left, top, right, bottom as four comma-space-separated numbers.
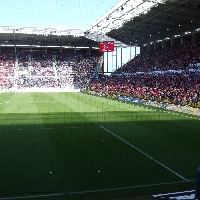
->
100, 126, 188, 181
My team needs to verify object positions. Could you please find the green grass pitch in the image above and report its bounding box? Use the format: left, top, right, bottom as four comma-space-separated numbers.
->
0, 92, 199, 199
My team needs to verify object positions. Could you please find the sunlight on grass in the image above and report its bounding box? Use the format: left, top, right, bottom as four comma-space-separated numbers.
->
0, 92, 199, 198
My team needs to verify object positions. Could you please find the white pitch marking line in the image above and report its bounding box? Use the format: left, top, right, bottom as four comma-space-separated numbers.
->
0, 180, 194, 199
0, 193, 66, 200
67, 180, 195, 195
100, 126, 188, 181
67, 180, 194, 195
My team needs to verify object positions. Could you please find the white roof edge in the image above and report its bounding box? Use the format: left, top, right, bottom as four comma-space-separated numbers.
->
0, 26, 86, 36
87, 0, 128, 30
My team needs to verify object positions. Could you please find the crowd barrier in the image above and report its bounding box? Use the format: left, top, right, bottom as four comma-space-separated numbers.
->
85, 90, 200, 117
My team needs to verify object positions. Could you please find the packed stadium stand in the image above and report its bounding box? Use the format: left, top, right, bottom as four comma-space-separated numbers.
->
0, 50, 99, 91
90, 40, 200, 108
1, 39, 200, 108
114, 40, 200, 73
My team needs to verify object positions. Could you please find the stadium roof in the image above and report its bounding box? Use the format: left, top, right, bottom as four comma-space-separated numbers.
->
0, 0, 200, 49
0, 26, 97, 49
87, 0, 200, 47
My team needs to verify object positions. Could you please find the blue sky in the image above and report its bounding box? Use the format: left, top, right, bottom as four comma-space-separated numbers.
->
0, 0, 120, 29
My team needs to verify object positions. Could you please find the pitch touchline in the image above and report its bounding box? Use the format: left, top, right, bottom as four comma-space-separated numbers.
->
68, 180, 194, 195
100, 126, 188, 181
0, 180, 194, 199
0, 193, 66, 200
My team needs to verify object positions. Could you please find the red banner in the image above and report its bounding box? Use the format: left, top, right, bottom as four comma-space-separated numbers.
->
99, 41, 114, 52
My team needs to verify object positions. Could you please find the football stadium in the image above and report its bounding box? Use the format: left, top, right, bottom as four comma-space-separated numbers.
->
0, 0, 200, 199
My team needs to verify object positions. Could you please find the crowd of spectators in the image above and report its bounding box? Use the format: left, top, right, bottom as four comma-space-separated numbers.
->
114, 41, 200, 74
56, 54, 98, 89
0, 52, 15, 89
91, 41, 200, 107
15, 76, 57, 88
0, 50, 99, 90
91, 70, 200, 106
1, 40, 200, 107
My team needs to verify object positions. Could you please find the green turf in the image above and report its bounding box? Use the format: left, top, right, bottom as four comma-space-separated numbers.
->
0, 92, 199, 199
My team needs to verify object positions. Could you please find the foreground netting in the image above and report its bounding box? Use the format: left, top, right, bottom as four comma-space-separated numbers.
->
0, 92, 199, 199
